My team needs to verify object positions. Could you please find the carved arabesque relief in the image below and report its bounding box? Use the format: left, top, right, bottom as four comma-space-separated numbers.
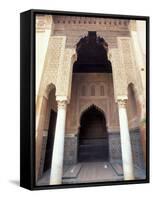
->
56, 48, 76, 101
38, 36, 66, 98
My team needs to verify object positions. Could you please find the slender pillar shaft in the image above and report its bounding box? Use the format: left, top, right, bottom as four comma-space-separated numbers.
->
50, 100, 67, 185
118, 100, 134, 180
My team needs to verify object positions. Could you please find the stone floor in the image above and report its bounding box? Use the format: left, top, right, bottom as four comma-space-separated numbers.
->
63, 162, 123, 184
37, 162, 146, 186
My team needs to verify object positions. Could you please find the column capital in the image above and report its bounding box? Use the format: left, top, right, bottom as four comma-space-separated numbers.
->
117, 99, 127, 108
56, 96, 68, 109
57, 100, 67, 110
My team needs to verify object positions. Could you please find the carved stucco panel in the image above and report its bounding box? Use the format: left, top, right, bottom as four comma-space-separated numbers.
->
118, 37, 135, 83
118, 37, 143, 98
38, 36, 66, 97
36, 14, 54, 33
110, 48, 127, 100
56, 48, 76, 100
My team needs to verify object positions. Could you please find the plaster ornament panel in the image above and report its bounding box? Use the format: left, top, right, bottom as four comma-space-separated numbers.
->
110, 48, 127, 100
53, 16, 130, 31
56, 48, 76, 100
36, 15, 54, 32
36, 15, 54, 98
76, 73, 111, 83
53, 16, 130, 48
38, 36, 66, 97
118, 37, 135, 83
118, 37, 143, 99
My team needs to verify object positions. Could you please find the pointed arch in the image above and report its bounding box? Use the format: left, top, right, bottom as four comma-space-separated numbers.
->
79, 103, 108, 127
78, 104, 109, 162
45, 83, 56, 98
80, 104, 106, 117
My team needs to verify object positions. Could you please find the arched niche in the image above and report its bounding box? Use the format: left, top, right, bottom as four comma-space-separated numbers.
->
78, 104, 109, 162
78, 103, 109, 129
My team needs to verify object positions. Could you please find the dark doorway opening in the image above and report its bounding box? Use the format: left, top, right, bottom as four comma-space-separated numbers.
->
78, 105, 109, 162
43, 109, 57, 172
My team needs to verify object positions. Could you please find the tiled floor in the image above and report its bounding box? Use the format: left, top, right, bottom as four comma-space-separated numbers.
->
37, 162, 123, 185
63, 162, 123, 184
37, 161, 146, 186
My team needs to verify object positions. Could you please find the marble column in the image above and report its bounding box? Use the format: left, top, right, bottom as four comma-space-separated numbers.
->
50, 99, 67, 185
118, 99, 134, 180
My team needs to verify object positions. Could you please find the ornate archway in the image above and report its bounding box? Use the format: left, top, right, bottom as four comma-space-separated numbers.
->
73, 31, 112, 73
78, 105, 109, 162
